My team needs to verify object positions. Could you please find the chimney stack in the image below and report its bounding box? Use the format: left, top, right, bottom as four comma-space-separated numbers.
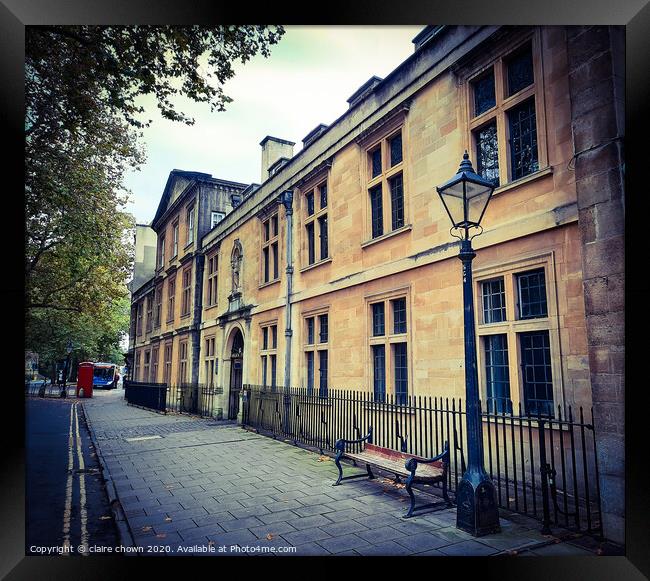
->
260, 136, 295, 182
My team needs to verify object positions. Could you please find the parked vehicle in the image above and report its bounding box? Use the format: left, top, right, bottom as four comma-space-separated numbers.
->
93, 362, 119, 389
77, 362, 119, 391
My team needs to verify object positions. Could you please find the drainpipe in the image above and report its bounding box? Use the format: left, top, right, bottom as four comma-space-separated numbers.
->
191, 252, 205, 387
279, 190, 294, 391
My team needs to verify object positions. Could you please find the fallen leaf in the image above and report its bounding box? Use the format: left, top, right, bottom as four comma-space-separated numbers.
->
317, 456, 330, 462
164, 517, 173, 522
266, 533, 274, 540
99, 516, 112, 520
156, 533, 167, 539
141, 526, 153, 532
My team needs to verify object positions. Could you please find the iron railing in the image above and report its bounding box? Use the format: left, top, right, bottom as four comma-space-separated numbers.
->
25, 380, 75, 398
124, 380, 222, 418
167, 383, 221, 418
241, 384, 603, 537
124, 380, 168, 412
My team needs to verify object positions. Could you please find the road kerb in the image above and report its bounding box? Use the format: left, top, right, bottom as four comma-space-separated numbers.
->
79, 402, 138, 554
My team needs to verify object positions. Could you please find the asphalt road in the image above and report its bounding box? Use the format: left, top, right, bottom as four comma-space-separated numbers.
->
25, 396, 119, 556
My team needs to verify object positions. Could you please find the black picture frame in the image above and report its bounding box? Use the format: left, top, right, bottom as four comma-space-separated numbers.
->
5, 2, 648, 578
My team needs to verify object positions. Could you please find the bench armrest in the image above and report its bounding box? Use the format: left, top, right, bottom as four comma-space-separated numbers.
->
334, 426, 373, 452
405, 441, 450, 472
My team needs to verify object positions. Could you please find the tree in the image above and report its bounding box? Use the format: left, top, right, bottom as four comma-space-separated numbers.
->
25, 25, 285, 367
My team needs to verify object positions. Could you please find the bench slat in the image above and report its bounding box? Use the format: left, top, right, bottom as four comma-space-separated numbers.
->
345, 450, 444, 481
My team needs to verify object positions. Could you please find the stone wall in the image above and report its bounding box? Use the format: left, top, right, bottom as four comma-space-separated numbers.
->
566, 25, 625, 544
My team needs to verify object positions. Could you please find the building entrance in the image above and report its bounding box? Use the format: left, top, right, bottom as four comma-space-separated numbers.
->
228, 329, 244, 420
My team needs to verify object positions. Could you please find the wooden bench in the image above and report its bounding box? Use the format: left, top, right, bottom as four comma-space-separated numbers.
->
333, 427, 451, 518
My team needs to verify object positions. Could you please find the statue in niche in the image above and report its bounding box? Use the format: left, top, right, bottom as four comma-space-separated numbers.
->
230, 240, 242, 294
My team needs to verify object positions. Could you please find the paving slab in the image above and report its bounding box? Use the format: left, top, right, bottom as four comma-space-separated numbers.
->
394, 532, 451, 553
286, 514, 335, 530
437, 540, 501, 556
281, 527, 332, 546
356, 540, 413, 556
357, 525, 405, 544
316, 533, 372, 554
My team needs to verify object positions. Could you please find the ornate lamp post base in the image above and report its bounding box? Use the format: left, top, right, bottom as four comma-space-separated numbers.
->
456, 470, 501, 536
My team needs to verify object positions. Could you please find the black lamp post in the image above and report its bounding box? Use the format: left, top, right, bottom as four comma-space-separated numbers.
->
436, 151, 500, 536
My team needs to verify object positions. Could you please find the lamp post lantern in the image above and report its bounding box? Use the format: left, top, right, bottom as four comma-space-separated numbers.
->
436, 151, 500, 536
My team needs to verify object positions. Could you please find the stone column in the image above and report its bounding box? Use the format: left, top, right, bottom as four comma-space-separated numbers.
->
566, 25, 625, 543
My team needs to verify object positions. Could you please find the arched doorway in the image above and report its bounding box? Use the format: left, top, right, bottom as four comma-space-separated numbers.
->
228, 328, 244, 419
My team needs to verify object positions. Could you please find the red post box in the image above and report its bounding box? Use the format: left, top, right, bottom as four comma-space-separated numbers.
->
76, 362, 94, 398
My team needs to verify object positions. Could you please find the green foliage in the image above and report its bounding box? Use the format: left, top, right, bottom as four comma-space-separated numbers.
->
25, 25, 285, 365
27, 296, 130, 375
25, 25, 285, 134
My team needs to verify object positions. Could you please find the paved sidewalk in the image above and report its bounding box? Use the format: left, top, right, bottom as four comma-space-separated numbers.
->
82, 390, 617, 557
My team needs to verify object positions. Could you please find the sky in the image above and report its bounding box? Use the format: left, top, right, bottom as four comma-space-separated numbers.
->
124, 25, 423, 224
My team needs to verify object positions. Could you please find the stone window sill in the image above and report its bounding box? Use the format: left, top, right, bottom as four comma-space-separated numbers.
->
300, 257, 332, 273
361, 224, 412, 249
259, 278, 281, 290
492, 166, 553, 196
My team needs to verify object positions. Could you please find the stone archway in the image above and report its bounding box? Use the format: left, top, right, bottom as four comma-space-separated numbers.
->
225, 327, 244, 420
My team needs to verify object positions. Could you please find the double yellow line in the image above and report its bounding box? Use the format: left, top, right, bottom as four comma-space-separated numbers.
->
61, 402, 89, 556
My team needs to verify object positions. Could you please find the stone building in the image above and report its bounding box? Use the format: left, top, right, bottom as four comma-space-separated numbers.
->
128, 170, 249, 386
128, 26, 624, 542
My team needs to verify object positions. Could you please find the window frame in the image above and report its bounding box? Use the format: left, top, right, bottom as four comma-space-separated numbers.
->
180, 266, 192, 318
134, 351, 141, 381
211, 211, 225, 229
158, 235, 165, 269
163, 341, 173, 384
260, 321, 278, 389
172, 220, 179, 259
205, 252, 219, 308
303, 308, 329, 396
301, 179, 329, 268
178, 340, 188, 385
145, 291, 153, 333
366, 289, 411, 404
166, 276, 176, 323
260, 212, 280, 286
136, 301, 143, 337
150, 345, 159, 383
474, 251, 563, 417
154, 284, 163, 328
143, 349, 150, 382
203, 335, 216, 388
185, 204, 195, 246
463, 31, 548, 188
363, 122, 408, 244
